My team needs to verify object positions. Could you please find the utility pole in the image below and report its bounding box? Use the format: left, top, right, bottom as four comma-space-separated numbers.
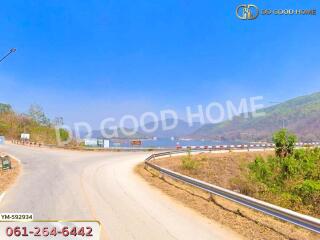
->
0, 48, 16, 63
268, 101, 286, 129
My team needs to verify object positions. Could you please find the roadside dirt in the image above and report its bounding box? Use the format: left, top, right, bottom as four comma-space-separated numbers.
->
135, 151, 319, 240
152, 151, 274, 190
0, 157, 21, 193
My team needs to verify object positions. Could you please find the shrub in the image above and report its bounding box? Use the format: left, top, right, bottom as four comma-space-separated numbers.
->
181, 151, 198, 170
273, 129, 297, 158
58, 128, 69, 142
294, 180, 320, 204
249, 156, 272, 184
280, 155, 301, 180
240, 130, 320, 217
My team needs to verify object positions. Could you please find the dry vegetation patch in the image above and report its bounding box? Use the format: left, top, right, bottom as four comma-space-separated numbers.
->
152, 151, 273, 190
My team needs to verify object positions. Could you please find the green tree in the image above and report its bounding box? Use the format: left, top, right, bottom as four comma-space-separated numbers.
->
272, 129, 297, 158
58, 128, 69, 142
0, 103, 12, 114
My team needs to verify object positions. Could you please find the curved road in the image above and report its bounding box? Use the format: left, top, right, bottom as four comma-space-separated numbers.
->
0, 144, 242, 240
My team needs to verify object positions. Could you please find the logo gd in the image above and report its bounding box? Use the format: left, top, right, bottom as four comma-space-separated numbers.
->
236, 4, 259, 20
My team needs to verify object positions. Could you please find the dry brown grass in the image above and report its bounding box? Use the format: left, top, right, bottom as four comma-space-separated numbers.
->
135, 151, 319, 240
153, 150, 320, 218
0, 158, 21, 193
152, 151, 274, 190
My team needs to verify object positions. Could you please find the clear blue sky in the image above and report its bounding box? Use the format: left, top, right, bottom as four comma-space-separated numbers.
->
1, 1, 319, 127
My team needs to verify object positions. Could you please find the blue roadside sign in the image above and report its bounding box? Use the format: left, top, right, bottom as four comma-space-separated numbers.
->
0, 136, 5, 145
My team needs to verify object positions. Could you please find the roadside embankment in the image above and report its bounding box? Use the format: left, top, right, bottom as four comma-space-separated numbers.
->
136, 151, 319, 240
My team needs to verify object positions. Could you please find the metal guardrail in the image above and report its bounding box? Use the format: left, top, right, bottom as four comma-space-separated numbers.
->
145, 150, 320, 234
11, 140, 42, 147
10, 138, 320, 152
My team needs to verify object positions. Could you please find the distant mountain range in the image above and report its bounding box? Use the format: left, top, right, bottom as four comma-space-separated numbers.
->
79, 119, 202, 139
140, 119, 202, 138
91, 128, 148, 139
189, 92, 320, 142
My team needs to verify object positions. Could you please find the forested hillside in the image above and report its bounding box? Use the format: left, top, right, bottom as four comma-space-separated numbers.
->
191, 92, 320, 142
0, 103, 68, 144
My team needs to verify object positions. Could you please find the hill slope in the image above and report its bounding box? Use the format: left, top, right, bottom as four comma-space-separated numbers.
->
0, 103, 68, 144
190, 92, 320, 142
140, 119, 202, 138
90, 128, 149, 139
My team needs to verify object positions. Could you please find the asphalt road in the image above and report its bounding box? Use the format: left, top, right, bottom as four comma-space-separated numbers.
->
0, 144, 242, 240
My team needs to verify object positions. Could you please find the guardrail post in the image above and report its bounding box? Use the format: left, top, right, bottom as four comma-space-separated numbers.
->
208, 193, 215, 202
160, 173, 164, 180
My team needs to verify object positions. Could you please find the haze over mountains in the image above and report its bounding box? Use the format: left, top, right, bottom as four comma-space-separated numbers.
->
87, 119, 202, 139
90, 128, 148, 139
141, 119, 201, 138
190, 92, 320, 142
83, 92, 320, 142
